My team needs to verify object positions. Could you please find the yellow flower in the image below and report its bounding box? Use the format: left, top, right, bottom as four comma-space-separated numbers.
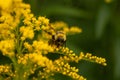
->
38, 16, 49, 26
53, 60, 86, 80
0, 0, 12, 9
24, 42, 33, 52
32, 40, 54, 53
0, 65, 11, 74
20, 26, 34, 40
79, 52, 107, 66
105, 0, 112, 3
63, 26, 82, 35
0, 39, 15, 57
51, 21, 68, 30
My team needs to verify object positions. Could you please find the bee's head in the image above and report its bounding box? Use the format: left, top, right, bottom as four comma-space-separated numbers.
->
54, 31, 66, 42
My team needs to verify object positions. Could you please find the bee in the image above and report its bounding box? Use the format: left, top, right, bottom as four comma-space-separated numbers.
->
44, 25, 66, 48
49, 31, 66, 47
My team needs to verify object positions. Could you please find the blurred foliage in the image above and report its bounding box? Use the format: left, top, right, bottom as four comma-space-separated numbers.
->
23, 0, 120, 80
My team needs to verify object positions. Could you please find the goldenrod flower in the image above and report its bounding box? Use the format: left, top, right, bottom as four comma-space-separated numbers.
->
20, 26, 34, 40
105, 0, 112, 3
51, 21, 68, 30
32, 40, 54, 53
0, 0, 12, 9
0, 39, 15, 57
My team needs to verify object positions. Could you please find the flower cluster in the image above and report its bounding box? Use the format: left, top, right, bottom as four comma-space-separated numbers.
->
0, 39, 15, 57
51, 21, 82, 35
0, 65, 13, 80
0, 65, 11, 74
0, 0, 107, 80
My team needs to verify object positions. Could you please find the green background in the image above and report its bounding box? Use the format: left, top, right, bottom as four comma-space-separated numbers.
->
22, 0, 120, 80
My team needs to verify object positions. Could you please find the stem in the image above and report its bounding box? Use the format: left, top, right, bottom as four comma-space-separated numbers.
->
12, 26, 28, 80
15, 25, 23, 54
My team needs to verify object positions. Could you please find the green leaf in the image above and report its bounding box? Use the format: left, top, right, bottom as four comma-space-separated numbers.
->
114, 37, 120, 80
95, 4, 111, 39
39, 5, 91, 19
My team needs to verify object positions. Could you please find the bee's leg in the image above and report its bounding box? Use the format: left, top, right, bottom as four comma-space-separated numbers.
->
56, 42, 60, 48
48, 39, 53, 46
